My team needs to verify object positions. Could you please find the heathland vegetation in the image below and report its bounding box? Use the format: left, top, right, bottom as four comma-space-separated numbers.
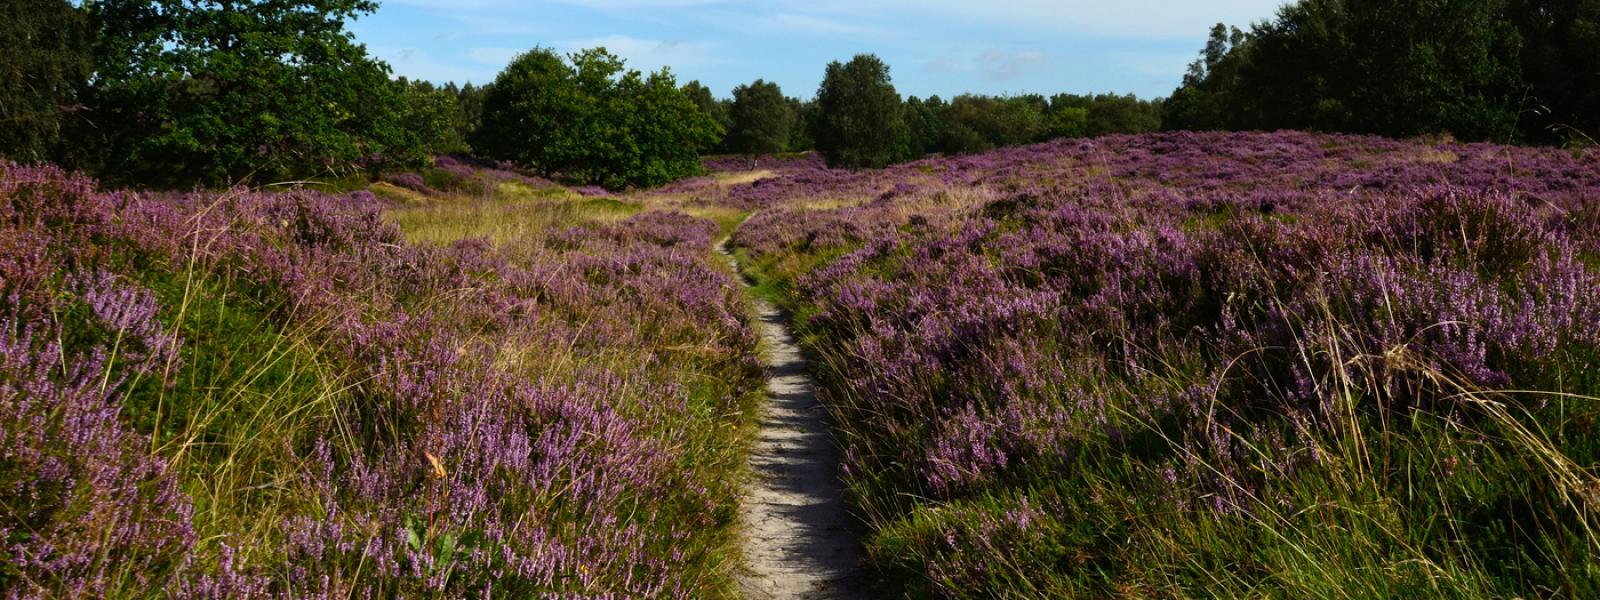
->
3, 0, 1600, 597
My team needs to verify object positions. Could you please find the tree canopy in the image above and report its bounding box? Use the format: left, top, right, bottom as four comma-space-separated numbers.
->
728, 79, 794, 156
814, 54, 910, 168
472, 47, 719, 189
0, 0, 92, 163
1166, 0, 1599, 145
76, 0, 454, 186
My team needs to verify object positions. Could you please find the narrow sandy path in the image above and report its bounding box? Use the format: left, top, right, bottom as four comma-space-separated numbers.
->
718, 239, 863, 599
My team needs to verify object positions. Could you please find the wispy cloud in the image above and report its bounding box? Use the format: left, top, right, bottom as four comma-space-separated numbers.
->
849, 0, 1284, 38
370, 46, 489, 84
764, 13, 887, 37
557, 34, 725, 72
465, 47, 526, 67
976, 48, 1045, 81
555, 0, 734, 8
356, 0, 1291, 97
436, 14, 544, 38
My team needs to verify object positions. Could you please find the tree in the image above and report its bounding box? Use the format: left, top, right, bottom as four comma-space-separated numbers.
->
473, 47, 717, 189
1162, 24, 1249, 131
0, 0, 91, 162
443, 82, 490, 151
1510, 0, 1600, 144
1045, 106, 1089, 139
473, 48, 578, 171
1164, 1, 1532, 142
903, 95, 945, 156
681, 80, 730, 149
388, 78, 463, 158
936, 95, 1048, 154
1084, 93, 1162, 136
727, 79, 793, 157
80, 0, 438, 186
813, 54, 909, 168
786, 97, 817, 152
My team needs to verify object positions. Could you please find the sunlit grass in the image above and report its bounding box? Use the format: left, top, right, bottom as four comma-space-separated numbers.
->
713, 169, 775, 186
384, 181, 643, 246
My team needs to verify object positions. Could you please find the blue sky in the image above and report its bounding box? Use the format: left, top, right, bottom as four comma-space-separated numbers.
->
350, 0, 1289, 100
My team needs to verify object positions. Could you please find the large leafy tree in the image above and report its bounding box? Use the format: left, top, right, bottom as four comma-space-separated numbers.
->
813, 54, 909, 168
681, 80, 730, 149
621, 70, 721, 187
727, 79, 793, 156
474, 47, 717, 189
0, 0, 92, 162
473, 47, 578, 171
80, 0, 440, 186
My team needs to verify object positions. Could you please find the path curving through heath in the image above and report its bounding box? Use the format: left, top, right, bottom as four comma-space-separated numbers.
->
718, 237, 863, 599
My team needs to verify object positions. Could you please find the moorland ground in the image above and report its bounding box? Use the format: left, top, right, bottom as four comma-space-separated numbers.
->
4, 131, 1600, 598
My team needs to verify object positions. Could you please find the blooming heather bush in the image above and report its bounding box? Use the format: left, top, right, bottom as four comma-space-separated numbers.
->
734, 132, 1600, 597
0, 160, 763, 597
384, 171, 432, 193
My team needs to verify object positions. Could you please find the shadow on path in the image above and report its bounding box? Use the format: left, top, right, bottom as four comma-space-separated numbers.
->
719, 239, 864, 600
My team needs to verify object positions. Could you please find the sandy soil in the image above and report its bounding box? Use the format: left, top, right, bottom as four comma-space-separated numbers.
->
719, 240, 863, 599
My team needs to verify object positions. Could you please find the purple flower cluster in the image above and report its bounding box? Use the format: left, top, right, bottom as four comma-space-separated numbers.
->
0, 160, 762, 596
733, 131, 1600, 592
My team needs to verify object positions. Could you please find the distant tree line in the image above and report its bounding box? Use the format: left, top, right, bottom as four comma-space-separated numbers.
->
1165, 0, 1600, 145
40, 0, 1592, 186
664, 55, 1165, 169
0, 1, 1162, 185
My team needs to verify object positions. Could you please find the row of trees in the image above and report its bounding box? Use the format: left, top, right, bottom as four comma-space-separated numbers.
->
2, 1, 1163, 185
811, 56, 1163, 167
7, 0, 1594, 188
660, 56, 1165, 168
1165, 0, 1600, 145
465, 51, 1166, 175
3, 0, 462, 187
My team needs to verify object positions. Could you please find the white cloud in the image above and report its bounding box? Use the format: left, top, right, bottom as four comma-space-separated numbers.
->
764, 13, 886, 36
371, 46, 494, 85
976, 48, 1044, 81
437, 14, 545, 38
466, 46, 527, 67
557, 34, 724, 72
832, 0, 1286, 38
385, 0, 522, 9
555, 0, 734, 7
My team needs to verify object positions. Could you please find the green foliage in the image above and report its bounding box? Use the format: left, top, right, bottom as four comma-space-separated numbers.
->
892, 91, 1159, 158
728, 79, 794, 155
0, 0, 91, 163
937, 95, 1048, 154
1165, 0, 1599, 143
902, 96, 945, 156
1083, 93, 1164, 136
473, 47, 718, 189
813, 54, 910, 168
786, 97, 818, 152
682, 79, 731, 148
388, 78, 466, 158
1046, 106, 1089, 138
439, 81, 489, 152
1511, 0, 1600, 145
77, 0, 446, 186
